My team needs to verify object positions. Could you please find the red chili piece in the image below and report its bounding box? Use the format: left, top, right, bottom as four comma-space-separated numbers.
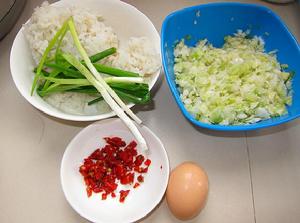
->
137, 175, 144, 183
133, 182, 140, 189
102, 193, 107, 200
104, 136, 126, 147
79, 136, 151, 203
119, 190, 130, 203
144, 159, 151, 166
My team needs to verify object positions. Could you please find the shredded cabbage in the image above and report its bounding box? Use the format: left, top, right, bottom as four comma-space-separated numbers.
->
174, 31, 292, 125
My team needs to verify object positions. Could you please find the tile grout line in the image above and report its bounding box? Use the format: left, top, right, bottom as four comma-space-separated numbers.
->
245, 131, 257, 223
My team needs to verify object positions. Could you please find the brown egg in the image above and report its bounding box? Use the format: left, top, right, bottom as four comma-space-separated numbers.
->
166, 162, 209, 221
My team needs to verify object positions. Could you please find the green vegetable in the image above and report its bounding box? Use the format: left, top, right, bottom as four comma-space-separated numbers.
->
40, 76, 90, 85
40, 48, 117, 89
44, 58, 139, 78
55, 23, 68, 63
66, 18, 148, 150
36, 62, 149, 104
87, 96, 103, 105
174, 31, 293, 125
37, 84, 82, 97
44, 63, 84, 78
113, 88, 150, 104
89, 47, 116, 63
42, 69, 62, 91
67, 19, 142, 120
87, 88, 150, 105
32, 26, 149, 104
31, 18, 70, 95
93, 63, 139, 77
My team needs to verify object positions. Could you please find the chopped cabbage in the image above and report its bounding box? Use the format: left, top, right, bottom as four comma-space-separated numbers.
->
174, 31, 292, 125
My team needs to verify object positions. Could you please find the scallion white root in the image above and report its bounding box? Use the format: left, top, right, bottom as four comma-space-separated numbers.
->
103, 77, 145, 84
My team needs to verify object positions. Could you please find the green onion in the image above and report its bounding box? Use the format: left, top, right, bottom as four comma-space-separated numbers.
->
42, 69, 62, 90
62, 52, 147, 150
31, 17, 70, 95
104, 76, 144, 84
68, 19, 142, 123
93, 63, 139, 77
44, 63, 84, 78
90, 47, 116, 63
67, 18, 147, 151
87, 89, 150, 105
87, 97, 103, 105
38, 84, 82, 97
114, 89, 150, 104
40, 76, 91, 85
40, 75, 144, 86
55, 23, 68, 63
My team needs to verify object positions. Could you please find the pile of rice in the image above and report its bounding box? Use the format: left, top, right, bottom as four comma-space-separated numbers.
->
24, 1, 160, 115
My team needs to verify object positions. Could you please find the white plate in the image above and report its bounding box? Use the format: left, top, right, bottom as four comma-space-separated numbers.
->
61, 118, 169, 223
10, 0, 161, 121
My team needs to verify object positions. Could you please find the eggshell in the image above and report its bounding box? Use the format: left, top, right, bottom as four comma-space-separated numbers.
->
166, 162, 209, 221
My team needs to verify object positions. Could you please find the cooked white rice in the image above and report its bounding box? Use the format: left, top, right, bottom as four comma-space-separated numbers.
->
24, 1, 118, 64
108, 37, 161, 77
24, 1, 160, 115
45, 92, 111, 115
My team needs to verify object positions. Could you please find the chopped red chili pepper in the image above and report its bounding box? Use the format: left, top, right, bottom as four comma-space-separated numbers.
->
144, 159, 151, 166
133, 182, 140, 189
102, 193, 107, 200
120, 172, 134, 185
134, 154, 145, 166
104, 137, 126, 147
93, 187, 103, 193
119, 190, 130, 203
137, 175, 144, 183
86, 188, 92, 197
79, 136, 151, 203
134, 167, 148, 173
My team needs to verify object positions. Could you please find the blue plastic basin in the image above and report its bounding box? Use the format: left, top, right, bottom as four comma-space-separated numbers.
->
161, 2, 300, 131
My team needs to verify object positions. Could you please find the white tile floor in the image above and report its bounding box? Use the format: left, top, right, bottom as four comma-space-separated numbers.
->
0, 0, 299, 222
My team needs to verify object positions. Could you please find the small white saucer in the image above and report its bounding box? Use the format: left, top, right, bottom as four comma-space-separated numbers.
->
61, 118, 169, 223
